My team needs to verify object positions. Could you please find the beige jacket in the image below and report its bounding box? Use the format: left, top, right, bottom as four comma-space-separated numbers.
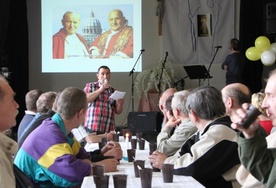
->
0, 133, 18, 188
157, 119, 196, 156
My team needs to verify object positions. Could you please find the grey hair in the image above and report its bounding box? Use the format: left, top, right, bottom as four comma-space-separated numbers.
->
171, 90, 190, 115
56, 87, 87, 120
186, 86, 225, 120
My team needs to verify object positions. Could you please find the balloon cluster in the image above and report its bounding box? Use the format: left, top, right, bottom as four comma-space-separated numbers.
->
245, 36, 276, 66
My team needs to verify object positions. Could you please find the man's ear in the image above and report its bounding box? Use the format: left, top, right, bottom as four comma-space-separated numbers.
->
226, 97, 234, 109
189, 109, 198, 122
159, 99, 164, 112
77, 108, 86, 119
159, 104, 164, 111
174, 108, 180, 117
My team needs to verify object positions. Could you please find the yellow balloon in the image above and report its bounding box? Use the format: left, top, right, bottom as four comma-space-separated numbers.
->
245, 47, 262, 61
255, 36, 271, 51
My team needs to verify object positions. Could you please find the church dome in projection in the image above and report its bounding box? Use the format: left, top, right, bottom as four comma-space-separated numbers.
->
82, 10, 102, 45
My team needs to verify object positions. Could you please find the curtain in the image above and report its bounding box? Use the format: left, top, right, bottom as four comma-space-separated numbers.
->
162, 0, 236, 65
1, 0, 29, 139
0, 0, 11, 65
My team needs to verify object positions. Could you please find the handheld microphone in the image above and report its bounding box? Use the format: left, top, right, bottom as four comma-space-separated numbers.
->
141, 49, 145, 52
104, 79, 111, 94
214, 46, 222, 48
238, 105, 261, 129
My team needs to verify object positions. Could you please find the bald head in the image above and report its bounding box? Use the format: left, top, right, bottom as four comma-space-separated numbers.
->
108, 9, 126, 31
222, 83, 251, 104
221, 83, 251, 119
159, 88, 177, 112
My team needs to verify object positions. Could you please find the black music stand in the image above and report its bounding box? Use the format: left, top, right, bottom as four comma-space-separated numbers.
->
183, 65, 212, 86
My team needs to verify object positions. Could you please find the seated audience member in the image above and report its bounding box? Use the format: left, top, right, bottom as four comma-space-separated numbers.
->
221, 82, 271, 187
18, 91, 122, 161
0, 75, 19, 187
17, 89, 43, 141
231, 70, 276, 188
158, 88, 177, 126
157, 90, 197, 156
235, 129, 276, 188
221, 83, 262, 187
18, 91, 60, 148
165, 95, 174, 119
251, 92, 273, 135
14, 87, 118, 187
221, 83, 251, 123
17, 91, 57, 142
149, 86, 240, 188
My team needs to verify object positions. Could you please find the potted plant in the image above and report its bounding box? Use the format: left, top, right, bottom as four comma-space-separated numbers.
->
134, 58, 175, 98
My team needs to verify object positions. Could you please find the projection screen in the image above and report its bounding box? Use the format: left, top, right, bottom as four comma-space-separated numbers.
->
41, 0, 142, 73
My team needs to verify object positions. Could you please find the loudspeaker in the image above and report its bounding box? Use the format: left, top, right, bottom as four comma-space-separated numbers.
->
127, 111, 163, 134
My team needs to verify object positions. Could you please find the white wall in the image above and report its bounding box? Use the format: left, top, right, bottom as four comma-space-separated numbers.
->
27, 0, 239, 127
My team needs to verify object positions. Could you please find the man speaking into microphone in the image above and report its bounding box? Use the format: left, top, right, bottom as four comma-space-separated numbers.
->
83, 65, 124, 136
